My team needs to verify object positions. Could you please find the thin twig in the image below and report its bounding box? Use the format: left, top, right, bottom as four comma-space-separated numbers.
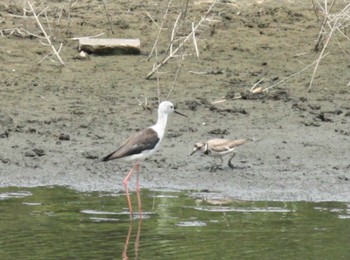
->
263, 53, 329, 92
308, 0, 350, 90
146, 0, 217, 79
166, 64, 180, 99
66, 0, 72, 35
308, 30, 334, 92
181, 0, 189, 22
155, 47, 161, 104
40, 1, 52, 36
192, 22, 199, 58
102, 0, 114, 34
250, 78, 264, 92
170, 12, 182, 56
27, 1, 64, 65
147, 0, 172, 61
144, 9, 160, 29
70, 33, 105, 40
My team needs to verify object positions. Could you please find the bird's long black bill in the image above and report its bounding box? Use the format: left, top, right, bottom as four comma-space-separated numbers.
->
174, 110, 187, 117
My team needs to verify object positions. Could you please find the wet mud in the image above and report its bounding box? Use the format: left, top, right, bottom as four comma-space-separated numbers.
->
0, 0, 349, 201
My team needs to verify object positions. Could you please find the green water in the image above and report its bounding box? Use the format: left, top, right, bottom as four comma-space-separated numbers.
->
0, 187, 349, 259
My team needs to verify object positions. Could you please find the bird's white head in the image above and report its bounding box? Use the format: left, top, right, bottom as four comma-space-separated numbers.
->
158, 101, 187, 117
158, 101, 175, 115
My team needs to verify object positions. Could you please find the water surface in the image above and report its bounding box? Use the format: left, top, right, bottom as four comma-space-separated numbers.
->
0, 187, 349, 259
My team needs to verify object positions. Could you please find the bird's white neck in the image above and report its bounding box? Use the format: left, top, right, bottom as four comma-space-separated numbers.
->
153, 111, 169, 140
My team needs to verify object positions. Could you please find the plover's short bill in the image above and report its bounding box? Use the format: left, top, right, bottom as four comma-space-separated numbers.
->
190, 138, 250, 171
99, 101, 186, 218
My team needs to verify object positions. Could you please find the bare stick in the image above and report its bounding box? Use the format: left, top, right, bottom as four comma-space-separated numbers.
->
170, 12, 182, 56
192, 22, 199, 58
155, 46, 161, 104
40, 1, 52, 36
308, 1, 350, 91
181, 0, 189, 22
146, 0, 217, 79
308, 30, 334, 92
166, 64, 180, 99
102, 0, 114, 34
147, 0, 172, 61
27, 1, 64, 65
70, 33, 105, 40
66, 0, 73, 35
57, 7, 63, 26
250, 78, 264, 92
144, 9, 160, 29
263, 53, 329, 92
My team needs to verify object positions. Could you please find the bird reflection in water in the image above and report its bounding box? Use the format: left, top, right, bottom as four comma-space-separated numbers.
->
122, 218, 142, 260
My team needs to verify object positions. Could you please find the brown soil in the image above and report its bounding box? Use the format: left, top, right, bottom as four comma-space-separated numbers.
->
0, 0, 349, 201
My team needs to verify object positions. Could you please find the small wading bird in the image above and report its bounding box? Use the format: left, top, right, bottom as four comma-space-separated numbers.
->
99, 101, 186, 218
190, 138, 251, 171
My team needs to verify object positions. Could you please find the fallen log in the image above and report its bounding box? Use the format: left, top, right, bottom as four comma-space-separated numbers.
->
78, 38, 141, 55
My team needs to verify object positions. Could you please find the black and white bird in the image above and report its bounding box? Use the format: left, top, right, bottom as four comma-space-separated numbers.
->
100, 101, 186, 217
190, 138, 250, 170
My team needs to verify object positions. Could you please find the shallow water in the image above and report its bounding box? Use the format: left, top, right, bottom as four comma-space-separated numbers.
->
0, 187, 349, 259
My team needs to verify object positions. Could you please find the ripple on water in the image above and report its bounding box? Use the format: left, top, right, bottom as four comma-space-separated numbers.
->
175, 221, 207, 227
191, 206, 294, 213
89, 217, 120, 222
338, 215, 350, 219
80, 209, 119, 215
80, 209, 153, 221
22, 202, 42, 206
0, 191, 32, 200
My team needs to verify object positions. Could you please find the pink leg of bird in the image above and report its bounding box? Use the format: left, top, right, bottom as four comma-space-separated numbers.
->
135, 162, 142, 218
123, 161, 140, 217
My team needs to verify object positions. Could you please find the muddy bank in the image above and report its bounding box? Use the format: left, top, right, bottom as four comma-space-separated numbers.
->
0, 1, 349, 201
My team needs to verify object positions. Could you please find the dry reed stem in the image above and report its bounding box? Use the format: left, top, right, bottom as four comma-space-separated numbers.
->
312, 0, 335, 51
170, 12, 183, 56
309, 0, 350, 91
166, 64, 180, 99
192, 22, 199, 58
144, 9, 160, 29
27, 1, 64, 65
147, 1, 172, 61
102, 0, 114, 34
70, 33, 105, 40
263, 53, 329, 93
308, 29, 334, 92
250, 78, 264, 93
146, 0, 217, 79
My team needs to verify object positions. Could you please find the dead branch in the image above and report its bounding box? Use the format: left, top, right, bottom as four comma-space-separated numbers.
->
308, 1, 350, 91
263, 53, 329, 93
102, 0, 114, 34
27, 1, 64, 65
146, 0, 217, 79
147, 0, 172, 61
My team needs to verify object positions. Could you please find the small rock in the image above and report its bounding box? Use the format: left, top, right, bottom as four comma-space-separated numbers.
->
59, 133, 70, 141
33, 148, 45, 157
0, 131, 9, 138
24, 150, 36, 157
208, 128, 229, 135
80, 51, 88, 58
82, 151, 99, 160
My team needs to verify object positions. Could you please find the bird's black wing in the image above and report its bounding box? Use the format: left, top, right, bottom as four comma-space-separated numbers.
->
100, 128, 159, 161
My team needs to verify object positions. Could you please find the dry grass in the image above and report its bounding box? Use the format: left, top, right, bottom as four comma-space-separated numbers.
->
309, 0, 350, 91
145, 0, 218, 81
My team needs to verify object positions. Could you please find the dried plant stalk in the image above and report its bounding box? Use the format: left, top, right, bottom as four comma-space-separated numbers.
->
146, 0, 217, 79
27, 1, 64, 65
